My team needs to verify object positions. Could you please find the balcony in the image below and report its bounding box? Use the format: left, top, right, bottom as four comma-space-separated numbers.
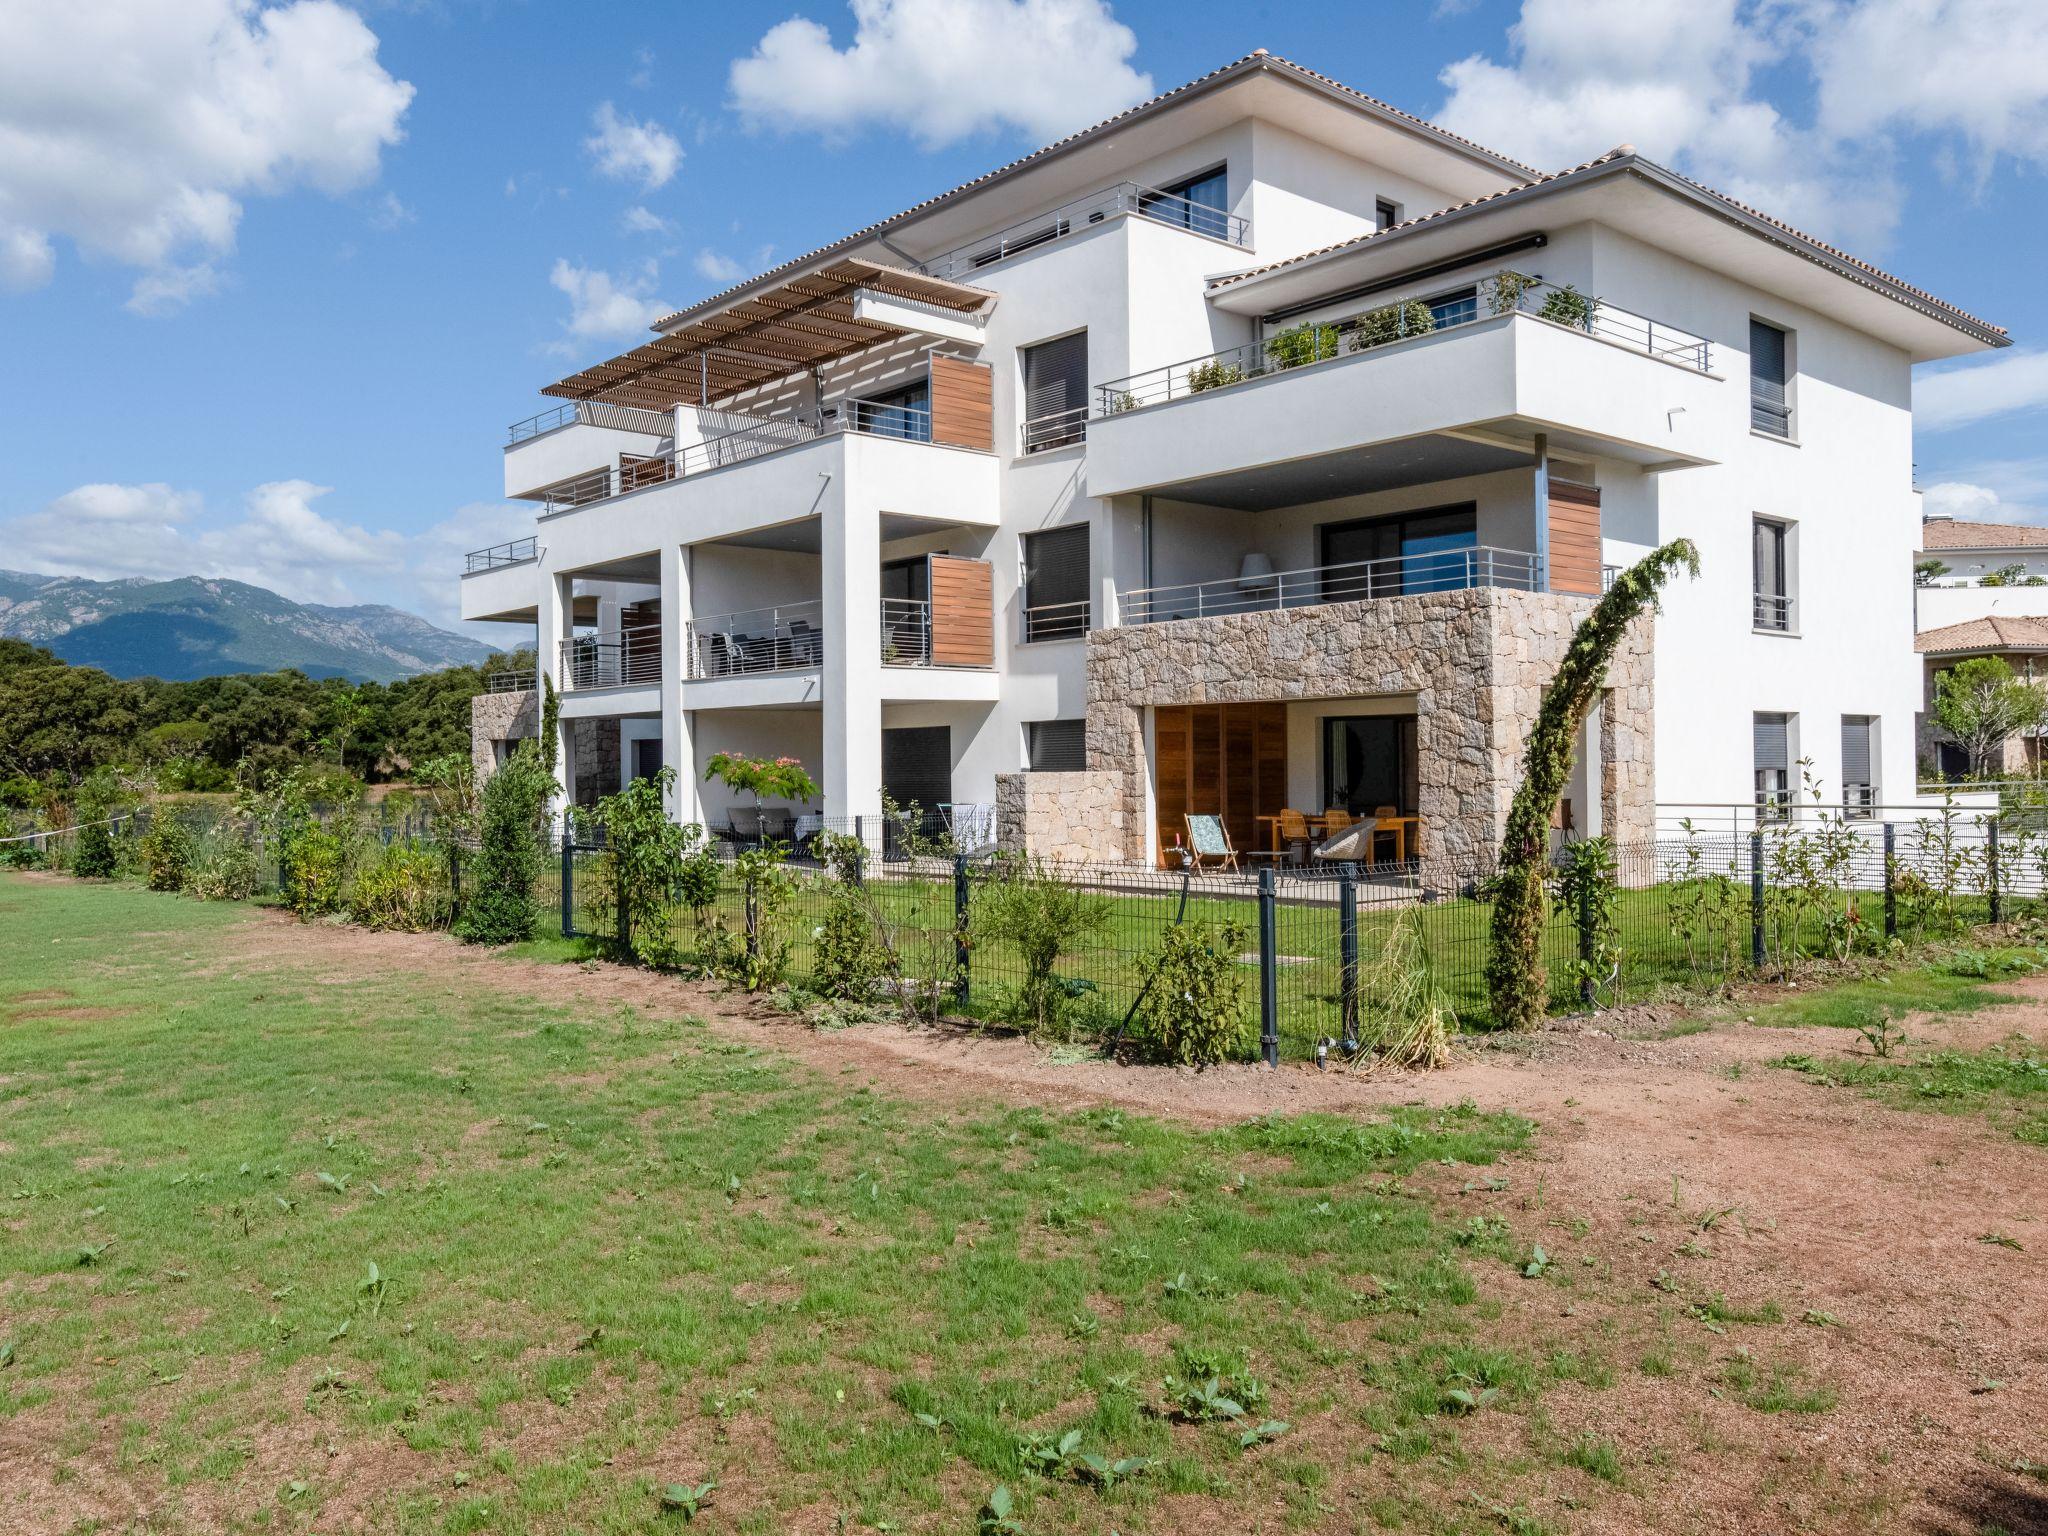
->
686, 602, 824, 680
1118, 547, 1541, 625
559, 625, 661, 691
684, 561, 995, 682
508, 400, 675, 445
1086, 275, 1721, 502
919, 180, 1250, 284
465, 536, 537, 573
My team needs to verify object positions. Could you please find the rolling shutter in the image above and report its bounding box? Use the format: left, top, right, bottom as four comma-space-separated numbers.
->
1753, 712, 1789, 775
1840, 715, 1873, 787
1027, 719, 1086, 772
1021, 331, 1087, 448
1750, 320, 1790, 434
881, 726, 951, 815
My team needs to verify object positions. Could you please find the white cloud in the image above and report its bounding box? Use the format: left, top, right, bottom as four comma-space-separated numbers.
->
0, 479, 412, 607
729, 0, 1152, 148
368, 190, 414, 231
1922, 481, 2007, 520
583, 101, 682, 190
1917, 349, 2048, 432
1435, 0, 2048, 250
693, 248, 745, 283
620, 204, 674, 236
1919, 457, 2048, 525
0, 0, 413, 309
547, 258, 670, 348
126, 260, 223, 316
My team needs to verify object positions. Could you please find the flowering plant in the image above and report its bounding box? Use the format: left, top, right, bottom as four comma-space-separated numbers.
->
704, 751, 819, 804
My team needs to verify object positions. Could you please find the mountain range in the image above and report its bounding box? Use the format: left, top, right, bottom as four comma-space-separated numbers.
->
0, 570, 496, 684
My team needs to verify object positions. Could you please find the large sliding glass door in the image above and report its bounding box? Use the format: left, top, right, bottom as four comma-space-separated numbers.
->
1317, 503, 1479, 601
1322, 716, 1418, 816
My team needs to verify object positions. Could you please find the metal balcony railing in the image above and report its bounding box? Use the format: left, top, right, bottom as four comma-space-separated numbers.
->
1021, 598, 1091, 643
1753, 591, 1795, 631
1021, 405, 1088, 455
508, 400, 674, 444
880, 598, 932, 665
920, 180, 1250, 284
685, 601, 825, 679
1117, 547, 1542, 625
1095, 275, 1713, 415
482, 670, 537, 694
844, 399, 932, 442
465, 536, 538, 572
559, 626, 662, 690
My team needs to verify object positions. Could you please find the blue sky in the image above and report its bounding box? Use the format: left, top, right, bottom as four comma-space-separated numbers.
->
3, 0, 2045, 634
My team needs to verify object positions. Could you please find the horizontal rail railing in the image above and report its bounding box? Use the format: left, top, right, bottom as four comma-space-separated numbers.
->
1021, 598, 1090, 643
1096, 274, 1713, 414
465, 536, 538, 572
508, 400, 673, 444
1021, 404, 1088, 455
482, 670, 537, 694
1753, 591, 1795, 630
1118, 547, 1542, 624
921, 180, 1249, 283
685, 601, 825, 678
844, 399, 933, 442
880, 598, 932, 666
559, 625, 662, 690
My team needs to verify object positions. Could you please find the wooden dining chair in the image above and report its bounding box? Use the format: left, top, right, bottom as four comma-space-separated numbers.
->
1322, 808, 1353, 832
1275, 808, 1311, 865
1372, 805, 1400, 865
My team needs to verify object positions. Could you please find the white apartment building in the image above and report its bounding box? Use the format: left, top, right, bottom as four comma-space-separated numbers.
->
1912, 519, 2048, 778
462, 51, 2006, 866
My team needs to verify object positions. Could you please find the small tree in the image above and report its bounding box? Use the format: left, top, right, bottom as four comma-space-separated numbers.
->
1913, 557, 1950, 587
1932, 655, 2048, 776
1979, 562, 2047, 588
971, 855, 1111, 1038
810, 832, 894, 1001
71, 770, 122, 878
704, 751, 819, 818
1485, 540, 1699, 1031
454, 739, 555, 944
1133, 918, 1251, 1065
589, 766, 704, 964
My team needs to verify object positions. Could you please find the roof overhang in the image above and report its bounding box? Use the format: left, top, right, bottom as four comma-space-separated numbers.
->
1208, 157, 2007, 363
646, 54, 1531, 336
542, 258, 994, 409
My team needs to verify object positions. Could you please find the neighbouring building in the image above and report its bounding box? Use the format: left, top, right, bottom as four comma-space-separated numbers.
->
462, 50, 2006, 866
1912, 520, 2048, 779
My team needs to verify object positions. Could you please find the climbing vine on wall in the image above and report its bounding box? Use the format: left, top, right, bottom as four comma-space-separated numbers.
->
1485, 539, 1699, 1030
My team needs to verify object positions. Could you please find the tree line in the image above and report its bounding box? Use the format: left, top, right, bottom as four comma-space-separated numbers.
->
0, 638, 534, 804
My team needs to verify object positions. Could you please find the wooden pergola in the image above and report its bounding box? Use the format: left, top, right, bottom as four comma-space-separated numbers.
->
541, 258, 994, 411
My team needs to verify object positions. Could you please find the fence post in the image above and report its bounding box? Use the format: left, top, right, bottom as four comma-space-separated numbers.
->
1337, 862, 1359, 1044
1988, 818, 2002, 926
448, 841, 462, 911
1748, 830, 1765, 970
952, 854, 971, 1009
560, 828, 574, 937
1258, 866, 1279, 1068
852, 815, 865, 886
1882, 822, 1896, 941
1576, 869, 1596, 1007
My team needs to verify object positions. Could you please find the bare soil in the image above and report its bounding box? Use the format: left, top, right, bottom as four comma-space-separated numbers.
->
45, 910, 2048, 1531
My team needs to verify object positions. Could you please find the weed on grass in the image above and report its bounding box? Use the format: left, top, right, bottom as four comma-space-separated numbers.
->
1772, 1035, 2048, 1143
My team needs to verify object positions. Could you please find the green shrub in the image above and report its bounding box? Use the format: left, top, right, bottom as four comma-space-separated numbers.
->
188, 836, 260, 901
1537, 283, 1598, 330
810, 833, 893, 1001
284, 826, 349, 917
71, 772, 123, 879
1264, 321, 1340, 369
708, 842, 798, 991
1185, 358, 1245, 392
350, 841, 451, 931
972, 856, 1111, 1039
455, 739, 556, 946
1349, 299, 1435, 350
140, 816, 195, 892
1134, 918, 1251, 1065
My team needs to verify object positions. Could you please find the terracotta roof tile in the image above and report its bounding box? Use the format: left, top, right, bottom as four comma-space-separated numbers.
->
1919, 518, 2048, 551
1916, 615, 2048, 654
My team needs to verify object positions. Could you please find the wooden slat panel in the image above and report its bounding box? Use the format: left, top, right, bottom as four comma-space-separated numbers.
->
1254, 702, 1288, 822
927, 555, 993, 667
929, 355, 994, 451
1190, 709, 1221, 821
1155, 707, 1188, 867
1223, 705, 1257, 858
1547, 481, 1603, 597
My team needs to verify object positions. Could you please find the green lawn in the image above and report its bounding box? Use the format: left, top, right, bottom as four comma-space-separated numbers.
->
0, 874, 1621, 1534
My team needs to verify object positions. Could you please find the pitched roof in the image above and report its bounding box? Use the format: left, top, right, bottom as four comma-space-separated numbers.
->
1916, 615, 2048, 655
649, 51, 1536, 333
1205, 150, 2006, 347
1919, 518, 2048, 551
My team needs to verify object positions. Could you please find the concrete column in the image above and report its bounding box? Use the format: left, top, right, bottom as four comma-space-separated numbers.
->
821, 479, 880, 832
538, 568, 573, 826
659, 542, 703, 827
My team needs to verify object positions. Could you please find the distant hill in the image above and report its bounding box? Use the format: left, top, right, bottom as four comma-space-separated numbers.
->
0, 570, 494, 684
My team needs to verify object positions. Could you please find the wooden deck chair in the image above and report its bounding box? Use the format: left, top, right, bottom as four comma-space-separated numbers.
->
1182, 813, 1239, 872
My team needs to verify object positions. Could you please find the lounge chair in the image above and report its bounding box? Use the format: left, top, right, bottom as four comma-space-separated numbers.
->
1182, 813, 1240, 872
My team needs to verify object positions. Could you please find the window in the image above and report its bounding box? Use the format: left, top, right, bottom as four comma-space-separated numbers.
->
1750, 319, 1792, 437
1020, 331, 1087, 453
1142, 166, 1230, 240
1375, 198, 1402, 231
1841, 715, 1876, 816
1318, 504, 1479, 601
1021, 524, 1090, 641
1027, 719, 1087, 772
1426, 284, 1479, 329
1754, 711, 1792, 819
852, 379, 931, 441
1323, 716, 1418, 817
1753, 517, 1794, 630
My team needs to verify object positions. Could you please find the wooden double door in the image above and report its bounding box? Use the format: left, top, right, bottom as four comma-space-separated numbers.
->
1153, 703, 1287, 866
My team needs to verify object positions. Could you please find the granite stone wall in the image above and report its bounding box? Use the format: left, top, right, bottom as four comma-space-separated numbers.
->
993, 770, 1132, 863
1083, 587, 1654, 870
469, 690, 537, 785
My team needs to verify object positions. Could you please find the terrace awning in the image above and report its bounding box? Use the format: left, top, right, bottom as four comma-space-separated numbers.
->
541, 258, 996, 410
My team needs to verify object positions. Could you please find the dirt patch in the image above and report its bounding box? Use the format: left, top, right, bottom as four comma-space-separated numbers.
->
35, 902, 2045, 1534
4, 1005, 134, 1024
3, 990, 74, 1005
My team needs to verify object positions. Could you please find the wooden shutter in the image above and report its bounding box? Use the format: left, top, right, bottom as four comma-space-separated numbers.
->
1154, 707, 1189, 864
928, 555, 993, 667
1546, 481, 1602, 596
929, 356, 993, 451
